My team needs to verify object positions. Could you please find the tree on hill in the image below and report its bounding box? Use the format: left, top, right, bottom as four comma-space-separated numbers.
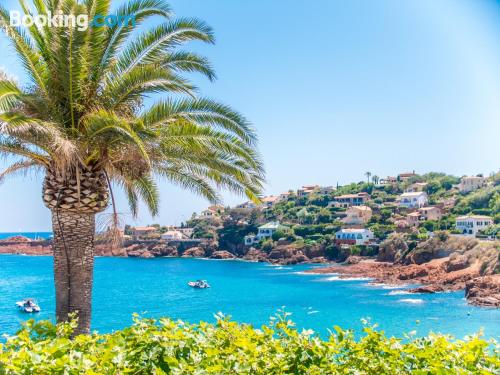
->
365, 171, 372, 183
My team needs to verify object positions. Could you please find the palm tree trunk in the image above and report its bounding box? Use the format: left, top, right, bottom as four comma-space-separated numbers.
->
52, 210, 96, 335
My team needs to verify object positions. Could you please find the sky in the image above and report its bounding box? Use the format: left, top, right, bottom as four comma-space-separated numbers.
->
0, 0, 499, 231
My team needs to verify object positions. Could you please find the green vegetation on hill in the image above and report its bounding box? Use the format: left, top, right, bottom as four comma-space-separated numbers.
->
185, 172, 498, 262
0, 314, 498, 374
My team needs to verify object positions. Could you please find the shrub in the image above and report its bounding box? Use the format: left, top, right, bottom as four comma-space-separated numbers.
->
261, 239, 274, 252
0, 315, 498, 374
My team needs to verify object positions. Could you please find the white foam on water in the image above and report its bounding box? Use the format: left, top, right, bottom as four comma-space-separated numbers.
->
366, 282, 410, 289
295, 271, 338, 276
399, 298, 425, 304
388, 290, 412, 295
307, 310, 320, 315
317, 276, 373, 282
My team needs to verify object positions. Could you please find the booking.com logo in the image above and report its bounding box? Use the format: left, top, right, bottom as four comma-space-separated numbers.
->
9, 10, 136, 31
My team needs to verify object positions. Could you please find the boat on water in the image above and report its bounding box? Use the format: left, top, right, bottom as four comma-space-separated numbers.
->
188, 280, 210, 289
16, 298, 41, 313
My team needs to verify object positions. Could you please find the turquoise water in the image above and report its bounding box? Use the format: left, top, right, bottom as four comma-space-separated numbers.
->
0, 255, 499, 339
0, 232, 52, 240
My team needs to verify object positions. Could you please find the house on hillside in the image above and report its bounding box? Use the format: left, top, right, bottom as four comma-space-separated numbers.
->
130, 226, 157, 240
244, 221, 287, 245
398, 192, 428, 208
319, 186, 336, 195
455, 215, 493, 236
398, 171, 416, 182
379, 176, 397, 185
456, 176, 487, 193
335, 228, 374, 245
161, 230, 184, 241
405, 182, 428, 193
418, 206, 442, 221
237, 201, 258, 209
342, 206, 372, 225
278, 191, 292, 201
198, 205, 224, 220
297, 185, 319, 197
331, 192, 370, 207
261, 195, 280, 207
406, 212, 420, 227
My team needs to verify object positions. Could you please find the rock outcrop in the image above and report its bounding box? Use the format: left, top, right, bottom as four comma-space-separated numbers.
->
181, 247, 206, 258
242, 248, 268, 262
465, 275, 500, 307
268, 245, 310, 264
210, 250, 236, 259
377, 233, 407, 262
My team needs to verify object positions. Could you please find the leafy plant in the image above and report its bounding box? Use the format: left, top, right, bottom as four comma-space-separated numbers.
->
0, 315, 498, 374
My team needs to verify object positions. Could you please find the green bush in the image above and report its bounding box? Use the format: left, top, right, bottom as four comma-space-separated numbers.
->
0, 314, 498, 374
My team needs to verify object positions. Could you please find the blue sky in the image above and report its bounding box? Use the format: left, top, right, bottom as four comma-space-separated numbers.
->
1, 0, 500, 231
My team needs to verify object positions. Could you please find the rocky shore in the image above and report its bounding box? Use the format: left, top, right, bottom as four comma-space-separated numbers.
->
1, 234, 498, 307
0, 237, 328, 264
307, 254, 499, 307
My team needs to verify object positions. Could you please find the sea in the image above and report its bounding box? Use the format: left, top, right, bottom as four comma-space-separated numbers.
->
1, 254, 499, 340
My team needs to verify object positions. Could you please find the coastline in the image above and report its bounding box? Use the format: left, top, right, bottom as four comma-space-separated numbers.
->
306, 257, 500, 308
1, 235, 498, 308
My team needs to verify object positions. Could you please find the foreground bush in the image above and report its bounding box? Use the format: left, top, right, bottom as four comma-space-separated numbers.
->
0, 312, 498, 374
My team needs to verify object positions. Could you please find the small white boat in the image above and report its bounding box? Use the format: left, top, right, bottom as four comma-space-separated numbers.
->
16, 298, 41, 313
188, 280, 210, 289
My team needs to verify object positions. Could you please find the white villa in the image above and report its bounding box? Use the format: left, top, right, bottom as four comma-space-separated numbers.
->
335, 228, 374, 245
342, 205, 372, 225
178, 227, 194, 238
398, 191, 428, 208
198, 205, 224, 220
244, 221, 286, 245
161, 230, 184, 241
455, 215, 493, 236
457, 176, 487, 193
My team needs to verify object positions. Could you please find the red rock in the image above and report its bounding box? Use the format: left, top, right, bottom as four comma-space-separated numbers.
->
242, 248, 268, 262
210, 250, 236, 259
465, 275, 500, 307
182, 247, 206, 258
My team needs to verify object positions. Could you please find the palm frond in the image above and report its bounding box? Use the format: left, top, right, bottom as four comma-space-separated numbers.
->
142, 98, 257, 146
0, 159, 43, 184
113, 18, 214, 77
159, 51, 216, 81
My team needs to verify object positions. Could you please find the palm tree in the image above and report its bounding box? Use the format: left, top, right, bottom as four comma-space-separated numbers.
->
0, 0, 264, 335
372, 175, 379, 185
365, 171, 371, 183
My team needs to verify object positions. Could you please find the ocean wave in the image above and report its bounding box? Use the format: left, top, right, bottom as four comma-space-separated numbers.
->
399, 298, 424, 304
318, 276, 372, 282
366, 283, 408, 290
307, 310, 320, 315
388, 290, 412, 295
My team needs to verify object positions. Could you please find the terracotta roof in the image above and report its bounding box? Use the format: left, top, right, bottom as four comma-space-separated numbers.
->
132, 226, 157, 231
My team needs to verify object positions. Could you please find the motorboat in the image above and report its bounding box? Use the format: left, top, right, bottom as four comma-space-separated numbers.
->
188, 280, 210, 289
16, 298, 41, 313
